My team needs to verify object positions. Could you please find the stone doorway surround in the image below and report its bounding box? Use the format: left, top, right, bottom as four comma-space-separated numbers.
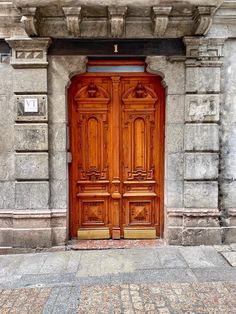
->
0, 0, 236, 248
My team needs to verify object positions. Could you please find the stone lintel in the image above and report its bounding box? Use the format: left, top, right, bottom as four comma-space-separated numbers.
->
193, 6, 217, 35
151, 6, 172, 37
62, 6, 82, 37
108, 6, 127, 38
6, 37, 51, 68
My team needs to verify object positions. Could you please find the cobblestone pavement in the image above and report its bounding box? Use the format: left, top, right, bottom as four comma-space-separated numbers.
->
1, 282, 236, 313
0, 245, 236, 313
77, 282, 236, 314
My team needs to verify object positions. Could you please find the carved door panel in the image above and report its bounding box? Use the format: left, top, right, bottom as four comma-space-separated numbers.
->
121, 77, 163, 238
69, 73, 164, 239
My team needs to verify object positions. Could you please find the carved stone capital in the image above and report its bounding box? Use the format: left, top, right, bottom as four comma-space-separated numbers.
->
108, 6, 127, 38
193, 6, 217, 35
184, 37, 225, 66
6, 37, 51, 68
151, 6, 172, 37
20, 7, 38, 37
62, 7, 82, 37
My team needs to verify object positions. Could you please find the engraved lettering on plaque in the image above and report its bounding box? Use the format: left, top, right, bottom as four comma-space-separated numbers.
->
24, 98, 38, 113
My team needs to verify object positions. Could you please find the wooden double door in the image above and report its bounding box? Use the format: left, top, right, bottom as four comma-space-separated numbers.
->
69, 71, 165, 239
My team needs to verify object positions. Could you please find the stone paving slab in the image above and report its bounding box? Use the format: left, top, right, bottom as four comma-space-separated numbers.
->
220, 252, 236, 266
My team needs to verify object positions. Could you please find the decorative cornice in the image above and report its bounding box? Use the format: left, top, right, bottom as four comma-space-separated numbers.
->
108, 6, 127, 38
20, 7, 38, 36
62, 6, 82, 37
193, 6, 217, 35
151, 6, 172, 37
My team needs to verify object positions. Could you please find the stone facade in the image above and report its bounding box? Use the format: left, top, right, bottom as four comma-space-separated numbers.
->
0, 0, 236, 247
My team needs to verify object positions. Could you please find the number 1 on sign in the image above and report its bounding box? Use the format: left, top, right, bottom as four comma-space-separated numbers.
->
114, 44, 118, 53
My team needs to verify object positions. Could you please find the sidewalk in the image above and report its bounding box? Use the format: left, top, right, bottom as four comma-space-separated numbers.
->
0, 244, 236, 313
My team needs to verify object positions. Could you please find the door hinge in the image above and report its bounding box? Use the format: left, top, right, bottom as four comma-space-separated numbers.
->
67, 152, 72, 163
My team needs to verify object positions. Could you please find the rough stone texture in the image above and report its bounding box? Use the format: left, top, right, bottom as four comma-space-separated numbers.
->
13, 68, 48, 93
15, 153, 49, 180
184, 181, 218, 208
166, 124, 184, 153
14, 228, 52, 247
15, 182, 49, 210
167, 153, 184, 180
166, 95, 185, 124
0, 182, 15, 209
146, 56, 185, 95
221, 181, 236, 208
184, 124, 219, 151
0, 153, 14, 181
182, 228, 222, 245
184, 153, 219, 180
185, 94, 220, 122
14, 123, 48, 151
165, 180, 183, 208
186, 67, 221, 93
50, 180, 68, 209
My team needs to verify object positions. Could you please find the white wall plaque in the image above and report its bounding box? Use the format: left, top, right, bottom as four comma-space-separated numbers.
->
24, 98, 38, 113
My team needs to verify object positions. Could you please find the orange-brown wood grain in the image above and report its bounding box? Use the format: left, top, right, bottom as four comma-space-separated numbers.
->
68, 65, 165, 239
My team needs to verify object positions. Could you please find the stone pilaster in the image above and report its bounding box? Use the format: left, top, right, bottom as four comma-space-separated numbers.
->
182, 37, 224, 245
5, 37, 53, 247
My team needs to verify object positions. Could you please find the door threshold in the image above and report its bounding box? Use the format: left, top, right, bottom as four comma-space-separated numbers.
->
68, 238, 165, 250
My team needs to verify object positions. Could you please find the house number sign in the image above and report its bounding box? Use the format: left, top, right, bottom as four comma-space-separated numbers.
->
24, 98, 38, 113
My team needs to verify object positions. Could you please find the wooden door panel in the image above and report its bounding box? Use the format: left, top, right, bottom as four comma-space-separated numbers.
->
69, 71, 164, 239
121, 79, 159, 233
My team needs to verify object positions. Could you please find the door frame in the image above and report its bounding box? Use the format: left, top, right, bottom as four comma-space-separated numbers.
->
68, 59, 165, 239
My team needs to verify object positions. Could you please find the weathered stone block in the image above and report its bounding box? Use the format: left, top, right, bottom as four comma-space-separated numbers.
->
166, 95, 185, 124
13, 68, 47, 93
13, 215, 51, 229
48, 94, 66, 123
184, 181, 218, 208
13, 228, 52, 248
166, 124, 184, 153
182, 228, 222, 245
15, 153, 49, 180
0, 153, 14, 181
49, 152, 67, 180
15, 182, 49, 210
184, 124, 219, 151
166, 153, 184, 180
186, 67, 221, 93
14, 124, 48, 151
0, 95, 14, 126
184, 153, 219, 180
221, 181, 236, 208
0, 182, 15, 209
0, 228, 13, 246
221, 122, 236, 154
52, 227, 67, 246
167, 215, 183, 227
224, 228, 236, 244
185, 94, 220, 122
48, 56, 87, 96
167, 227, 183, 245
146, 56, 185, 95
49, 123, 67, 152
220, 153, 236, 180
0, 125, 14, 152
15, 95, 48, 122
0, 59, 12, 93
50, 180, 68, 209
165, 180, 183, 208
183, 216, 220, 228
